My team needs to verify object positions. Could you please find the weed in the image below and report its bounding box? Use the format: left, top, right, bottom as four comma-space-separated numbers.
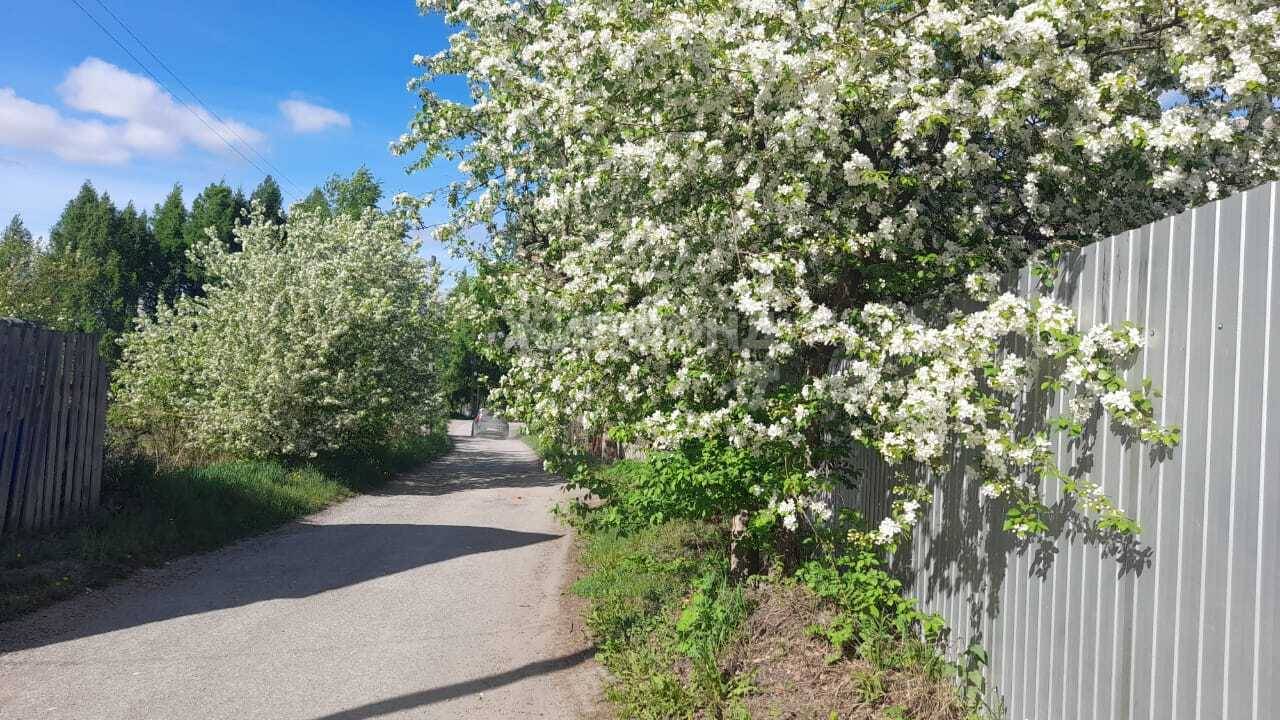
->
571, 516, 756, 718
566, 450, 995, 719
676, 569, 752, 705
951, 643, 1000, 719
854, 667, 887, 704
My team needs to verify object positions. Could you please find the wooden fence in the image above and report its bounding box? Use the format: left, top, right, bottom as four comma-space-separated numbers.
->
0, 319, 109, 534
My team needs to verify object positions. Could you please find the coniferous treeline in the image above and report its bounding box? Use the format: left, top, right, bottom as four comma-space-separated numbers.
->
0, 167, 383, 363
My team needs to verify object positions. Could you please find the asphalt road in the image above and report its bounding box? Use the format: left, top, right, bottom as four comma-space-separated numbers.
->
0, 421, 601, 719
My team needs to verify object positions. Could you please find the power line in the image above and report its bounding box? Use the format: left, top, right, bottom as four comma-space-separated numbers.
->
88, 0, 305, 197
66, 0, 292, 200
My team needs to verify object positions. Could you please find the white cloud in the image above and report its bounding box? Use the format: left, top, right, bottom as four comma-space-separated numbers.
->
0, 57, 264, 166
278, 99, 351, 133
0, 88, 128, 164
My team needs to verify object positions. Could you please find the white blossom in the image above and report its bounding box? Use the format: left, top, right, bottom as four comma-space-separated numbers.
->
399, 0, 1261, 545
114, 207, 447, 456
875, 516, 903, 545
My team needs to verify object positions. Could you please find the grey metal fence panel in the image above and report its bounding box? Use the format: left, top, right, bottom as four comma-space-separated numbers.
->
837, 182, 1280, 719
1259, 183, 1280, 718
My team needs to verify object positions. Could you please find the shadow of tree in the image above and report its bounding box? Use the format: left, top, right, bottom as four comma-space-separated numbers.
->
1, 431, 568, 654
307, 647, 596, 720
0, 522, 562, 653
863, 252, 1162, 646
382, 436, 562, 497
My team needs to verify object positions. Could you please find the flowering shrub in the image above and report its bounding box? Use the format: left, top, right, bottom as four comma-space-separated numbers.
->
113, 208, 447, 458
400, 0, 1279, 539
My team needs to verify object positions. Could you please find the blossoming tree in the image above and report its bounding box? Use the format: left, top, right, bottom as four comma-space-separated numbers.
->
114, 207, 448, 458
399, 0, 1279, 540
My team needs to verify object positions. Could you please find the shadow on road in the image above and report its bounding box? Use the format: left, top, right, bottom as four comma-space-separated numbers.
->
385, 436, 562, 497
308, 647, 597, 720
0, 523, 560, 654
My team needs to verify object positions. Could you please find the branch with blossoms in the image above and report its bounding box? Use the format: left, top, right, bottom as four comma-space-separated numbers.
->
398, 0, 1278, 555
644, 268, 1180, 544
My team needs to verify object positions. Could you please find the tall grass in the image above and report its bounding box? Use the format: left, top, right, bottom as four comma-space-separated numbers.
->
571, 518, 755, 718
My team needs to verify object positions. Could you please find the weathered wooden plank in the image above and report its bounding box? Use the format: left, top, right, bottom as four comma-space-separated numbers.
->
38, 332, 71, 533
0, 322, 28, 409
59, 334, 86, 525
32, 330, 52, 530
32, 331, 63, 530
60, 333, 86, 525
1, 323, 110, 531
12, 328, 49, 532
13, 330, 45, 531
0, 323, 24, 458
57, 334, 79, 525
20, 328, 61, 532
0, 323, 33, 532
0, 325, 38, 533
35, 331, 63, 529
60, 333, 81, 523
33, 332, 61, 530
15, 330, 55, 531
71, 335, 97, 521
88, 347, 109, 511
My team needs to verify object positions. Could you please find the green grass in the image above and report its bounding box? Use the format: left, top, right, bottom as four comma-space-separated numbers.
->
0, 434, 449, 623
572, 517, 755, 719
563, 449, 989, 720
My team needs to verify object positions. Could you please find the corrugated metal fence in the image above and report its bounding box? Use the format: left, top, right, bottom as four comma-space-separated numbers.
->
0, 318, 109, 534
840, 182, 1280, 719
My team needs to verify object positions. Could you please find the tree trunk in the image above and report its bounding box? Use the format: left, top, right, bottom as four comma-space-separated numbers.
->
729, 510, 757, 578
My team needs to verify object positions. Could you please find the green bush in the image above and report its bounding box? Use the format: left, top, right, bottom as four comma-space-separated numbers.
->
572, 439, 786, 530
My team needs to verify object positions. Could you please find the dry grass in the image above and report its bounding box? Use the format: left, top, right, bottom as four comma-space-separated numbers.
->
724, 582, 965, 720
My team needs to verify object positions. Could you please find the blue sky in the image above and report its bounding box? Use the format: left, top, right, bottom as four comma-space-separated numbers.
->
0, 0, 469, 272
